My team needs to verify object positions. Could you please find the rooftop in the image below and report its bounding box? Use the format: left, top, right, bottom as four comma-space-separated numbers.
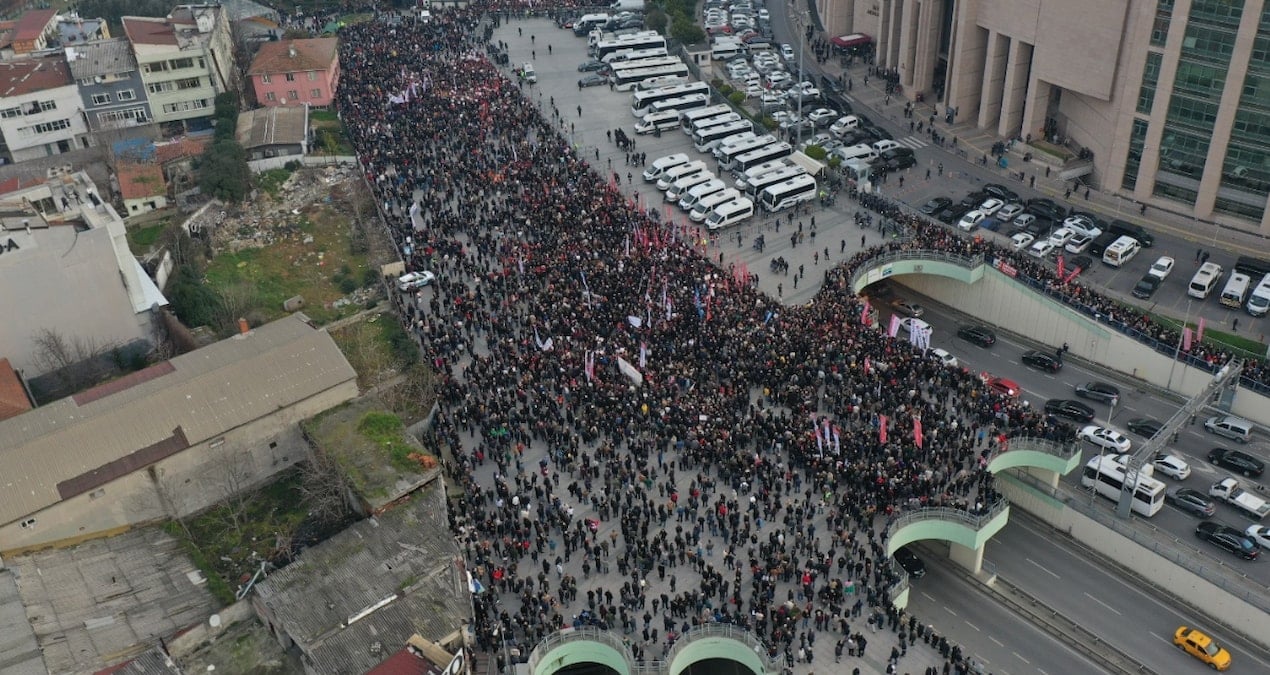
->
65, 38, 137, 80
253, 482, 470, 675
116, 162, 166, 201
12, 9, 55, 42
0, 57, 71, 98
249, 37, 338, 75
0, 315, 356, 528
120, 17, 178, 47
237, 105, 308, 148
0, 359, 32, 421
55, 15, 109, 46
155, 136, 210, 164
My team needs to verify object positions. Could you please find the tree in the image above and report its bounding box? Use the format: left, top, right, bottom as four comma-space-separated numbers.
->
198, 138, 251, 202
212, 282, 262, 332
646, 8, 668, 34
30, 327, 115, 391
670, 18, 705, 45
167, 264, 223, 328
298, 451, 353, 525
215, 448, 262, 538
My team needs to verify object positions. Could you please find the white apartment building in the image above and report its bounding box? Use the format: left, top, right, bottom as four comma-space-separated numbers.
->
122, 5, 236, 129
0, 56, 91, 163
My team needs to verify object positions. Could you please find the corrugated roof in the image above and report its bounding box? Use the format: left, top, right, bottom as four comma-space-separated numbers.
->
0, 570, 44, 674
95, 648, 181, 675
0, 315, 357, 527
237, 106, 307, 148
65, 38, 138, 80
0, 57, 71, 98
254, 483, 470, 675
249, 37, 338, 76
116, 163, 166, 201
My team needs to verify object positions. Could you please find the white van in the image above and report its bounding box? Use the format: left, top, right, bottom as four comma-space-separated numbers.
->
704, 197, 756, 230
643, 153, 689, 182
679, 178, 727, 210
634, 111, 682, 135
690, 187, 742, 221
656, 160, 707, 190
1101, 236, 1141, 267
521, 63, 537, 83
666, 171, 716, 202
711, 39, 743, 60
833, 143, 878, 162
1246, 272, 1270, 316
1220, 271, 1251, 309
1188, 262, 1224, 299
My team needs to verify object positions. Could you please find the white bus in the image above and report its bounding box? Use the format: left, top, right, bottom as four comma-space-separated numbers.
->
613, 63, 692, 91
678, 178, 728, 211
635, 74, 689, 91
687, 112, 743, 138
735, 159, 792, 191
593, 32, 666, 61
1080, 454, 1166, 517
744, 165, 807, 196
759, 174, 818, 212
717, 134, 779, 167
733, 141, 793, 174
602, 46, 669, 64
631, 82, 710, 116
649, 93, 710, 117
680, 104, 735, 133
694, 120, 754, 152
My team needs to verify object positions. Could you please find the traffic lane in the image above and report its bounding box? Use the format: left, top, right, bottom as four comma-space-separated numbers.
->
906, 551, 1101, 675
988, 516, 1270, 673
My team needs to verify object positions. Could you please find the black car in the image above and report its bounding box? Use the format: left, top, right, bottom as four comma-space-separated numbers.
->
920, 197, 952, 215
1208, 447, 1266, 478
578, 74, 607, 88
883, 155, 917, 171
862, 125, 892, 140
959, 191, 988, 209
893, 546, 926, 578
1108, 219, 1155, 247
1167, 488, 1216, 518
1196, 521, 1259, 560
1075, 381, 1120, 404
838, 129, 873, 146
957, 325, 996, 347
937, 204, 970, 224
1044, 399, 1096, 423
1132, 274, 1162, 299
1022, 350, 1062, 372
982, 183, 1019, 203
577, 60, 606, 72
1027, 202, 1068, 223
1069, 255, 1094, 273
1126, 417, 1164, 438
1027, 196, 1059, 209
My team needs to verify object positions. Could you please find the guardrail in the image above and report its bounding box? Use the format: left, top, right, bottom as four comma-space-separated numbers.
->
884, 499, 1010, 541
662, 623, 782, 674
848, 248, 986, 291
526, 626, 635, 674
526, 622, 782, 675
1001, 436, 1081, 461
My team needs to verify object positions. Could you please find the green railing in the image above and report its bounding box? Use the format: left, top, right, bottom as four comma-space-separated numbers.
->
848, 248, 986, 291
885, 500, 1010, 540
526, 622, 782, 675
526, 626, 635, 674
663, 622, 782, 674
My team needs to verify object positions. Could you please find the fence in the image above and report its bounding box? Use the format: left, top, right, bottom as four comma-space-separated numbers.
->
525, 622, 782, 675
847, 248, 985, 291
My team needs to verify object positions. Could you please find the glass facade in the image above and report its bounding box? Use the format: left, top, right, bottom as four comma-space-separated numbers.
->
1122, 119, 1149, 190
1152, 0, 1175, 46
1154, 0, 1245, 205
1215, 19, 1270, 218
1136, 52, 1163, 114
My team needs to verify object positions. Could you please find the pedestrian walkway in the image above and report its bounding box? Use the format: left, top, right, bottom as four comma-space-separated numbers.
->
893, 135, 928, 150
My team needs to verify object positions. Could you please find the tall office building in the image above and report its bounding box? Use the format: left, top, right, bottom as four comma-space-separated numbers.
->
818, 0, 1270, 233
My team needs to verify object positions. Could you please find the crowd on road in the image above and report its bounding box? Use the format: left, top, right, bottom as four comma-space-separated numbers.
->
332, 5, 1255, 674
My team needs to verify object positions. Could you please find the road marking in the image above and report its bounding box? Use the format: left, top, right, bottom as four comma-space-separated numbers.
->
974, 654, 991, 665
943, 606, 958, 616
1026, 558, 1061, 579
1083, 592, 1122, 615
964, 620, 980, 632
988, 636, 1004, 647
1013, 651, 1031, 664
921, 592, 936, 601
1149, 631, 1167, 643
1038, 669, 1050, 675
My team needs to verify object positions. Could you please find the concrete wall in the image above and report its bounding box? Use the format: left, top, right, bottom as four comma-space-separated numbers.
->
998, 475, 1270, 651
0, 379, 358, 554
248, 154, 356, 173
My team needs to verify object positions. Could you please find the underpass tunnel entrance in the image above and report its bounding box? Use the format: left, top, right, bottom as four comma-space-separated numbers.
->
551, 663, 622, 675
675, 657, 759, 675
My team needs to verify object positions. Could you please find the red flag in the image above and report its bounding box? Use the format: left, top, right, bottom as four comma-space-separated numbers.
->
1197, 317, 1206, 342
913, 417, 924, 449
861, 299, 872, 325
1065, 266, 1082, 283
863, 356, 871, 375
1183, 327, 1193, 352
878, 415, 888, 444
1056, 254, 1065, 278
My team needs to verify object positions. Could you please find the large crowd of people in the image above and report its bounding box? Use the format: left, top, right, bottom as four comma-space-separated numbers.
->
331, 6, 1258, 674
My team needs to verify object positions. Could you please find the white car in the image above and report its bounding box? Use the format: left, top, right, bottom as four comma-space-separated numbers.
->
1048, 227, 1074, 247
744, 83, 765, 98
931, 348, 958, 367
997, 203, 1025, 222
1152, 452, 1192, 480
766, 72, 792, 88
1011, 233, 1035, 250
978, 198, 1005, 216
899, 317, 931, 335
806, 108, 837, 125
1065, 233, 1091, 254
958, 210, 986, 232
830, 115, 860, 135
1148, 256, 1175, 280
396, 270, 436, 291
1062, 215, 1102, 239
1078, 425, 1132, 453
780, 43, 796, 61
1245, 524, 1270, 549
758, 8, 771, 21
1029, 239, 1057, 258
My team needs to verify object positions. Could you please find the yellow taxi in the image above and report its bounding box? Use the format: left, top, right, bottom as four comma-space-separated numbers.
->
1174, 626, 1231, 671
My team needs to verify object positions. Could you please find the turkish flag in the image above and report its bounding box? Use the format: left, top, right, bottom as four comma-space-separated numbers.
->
913, 417, 924, 449
879, 414, 888, 444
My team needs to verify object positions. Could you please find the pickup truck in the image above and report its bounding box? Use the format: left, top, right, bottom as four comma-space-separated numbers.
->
1209, 478, 1270, 520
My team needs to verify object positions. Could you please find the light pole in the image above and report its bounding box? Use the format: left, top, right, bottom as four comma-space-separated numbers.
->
1166, 298, 1194, 392
794, 11, 810, 148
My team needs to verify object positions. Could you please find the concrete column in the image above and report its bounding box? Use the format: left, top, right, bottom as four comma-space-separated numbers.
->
1134, 0, 1194, 203
911, 0, 944, 95
997, 39, 1032, 138
948, 541, 984, 574
977, 30, 1007, 130
1020, 77, 1049, 144
1194, 0, 1265, 219
897, 0, 917, 87
945, 0, 986, 124
820, 0, 854, 36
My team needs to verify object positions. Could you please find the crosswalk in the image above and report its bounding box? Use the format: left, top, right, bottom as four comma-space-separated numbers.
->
893, 135, 928, 149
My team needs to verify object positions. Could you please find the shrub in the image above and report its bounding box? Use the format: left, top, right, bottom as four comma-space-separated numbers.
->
803, 145, 829, 160
338, 277, 358, 294
728, 91, 746, 106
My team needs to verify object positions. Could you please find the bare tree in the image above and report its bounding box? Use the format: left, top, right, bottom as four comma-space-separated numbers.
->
147, 465, 194, 539
31, 327, 116, 390
298, 450, 353, 525
212, 282, 261, 332
215, 448, 262, 537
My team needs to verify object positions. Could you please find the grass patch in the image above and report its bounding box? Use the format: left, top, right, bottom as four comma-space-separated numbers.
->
310, 109, 339, 123
304, 399, 438, 502
256, 167, 294, 197
358, 411, 421, 473
129, 221, 167, 249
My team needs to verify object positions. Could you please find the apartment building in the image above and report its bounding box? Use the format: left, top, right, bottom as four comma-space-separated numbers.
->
65, 38, 152, 131
248, 37, 340, 107
0, 57, 92, 163
122, 4, 236, 129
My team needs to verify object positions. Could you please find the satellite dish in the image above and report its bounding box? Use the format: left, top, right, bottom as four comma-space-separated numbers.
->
209, 613, 222, 628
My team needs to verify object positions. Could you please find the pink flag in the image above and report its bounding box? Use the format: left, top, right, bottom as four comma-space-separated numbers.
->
1197, 317, 1206, 342
1065, 266, 1082, 284
888, 314, 901, 337
1183, 327, 1193, 352
863, 356, 871, 375
832, 425, 841, 454
913, 417, 924, 449
861, 299, 872, 325
639, 342, 648, 369
1056, 255, 1065, 278
878, 415, 888, 444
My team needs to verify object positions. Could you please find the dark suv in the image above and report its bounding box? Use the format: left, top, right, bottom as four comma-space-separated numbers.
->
1196, 522, 1259, 559
1208, 447, 1265, 478
1108, 219, 1155, 247
1044, 399, 1095, 422
1075, 381, 1120, 405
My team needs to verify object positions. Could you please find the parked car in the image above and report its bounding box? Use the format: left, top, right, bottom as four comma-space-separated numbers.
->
893, 546, 926, 578
1028, 239, 1056, 258
1010, 233, 1034, 250
1148, 256, 1175, 280
1078, 425, 1131, 453
1132, 274, 1162, 299
981, 183, 1018, 202
1152, 452, 1191, 480
978, 198, 1005, 216
1022, 350, 1062, 372
1064, 233, 1091, 254
1173, 626, 1232, 671
1207, 447, 1265, 478
1047, 227, 1074, 248
919, 196, 951, 215
957, 210, 986, 232
1075, 381, 1120, 405
996, 203, 1025, 222
1166, 488, 1216, 517
1195, 521, 1258, 560
1126, 418, 1163, 438
957, 325, 996, 347
578, 74, 607, 87
1044, 399, 1095, 423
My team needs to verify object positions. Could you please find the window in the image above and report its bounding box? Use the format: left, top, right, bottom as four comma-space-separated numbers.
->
288, 89, 298, 100
266, 91, 276, 101
97, 107, 148, 126
308, 71, 317, 81
261, 73, 271, 83
29, 119, 71, 134
1137, 52, 1163, 114
144, 61, 168, 73
311, 88, 321, 98
169, 57, 195, 70
1152, 0, 1174, 46
20, 518, 35, 529
285, 72, 296, 82
197, 57, 205, 68
176, 77, 202, 90
147, 81, 174, 94
91, 93, 112, 106
162, 99, 210, 113
38, 100, 56, 112
269, 441, 278, 449
0, 107, 19, 119
116, 89, 136, 101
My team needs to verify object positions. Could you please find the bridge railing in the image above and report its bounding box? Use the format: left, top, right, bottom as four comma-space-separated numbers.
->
527, 622, 783, 675
526, 626, 634, 674
987, 435, 1081, 468
663, 623, 782, 674
848, 248, 986, 292
884, 499, 1010, 542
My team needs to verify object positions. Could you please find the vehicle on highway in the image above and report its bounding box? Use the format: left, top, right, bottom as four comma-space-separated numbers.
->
893, 546, 926, 578
890, 299, 924, 317
1132, 274, 1162, 299
985, 376, 1020, 398
1147, 255, 1175, 280
1081, 454, 1165, 516
1010, 232, 1034, 250
1167, 488, 1216, 517
956, 325, 996, 347
930, 348, 957, 368
1195, 521, 1259, 559
1152, 452, 1191, 480
1209, 477, 1270, 518
1045, 399, 1096, 422
1126, 418, 1163, 438
1173, 626, 1232, 670
919, 196, 951, 215
1204, 415, 1252, 444
1078, 425, 1131, 452
1245, 524, 1270, 549
1207, 447, 1264, 477
1022, 350, 1062, 372
996, 203, 1024, 221
1075, 381, 1120, 405
396, 271, 436, 291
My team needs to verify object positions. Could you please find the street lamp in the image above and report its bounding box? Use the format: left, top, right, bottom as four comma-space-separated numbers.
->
794, 11, 810, 148
1166, 298, 1194, 392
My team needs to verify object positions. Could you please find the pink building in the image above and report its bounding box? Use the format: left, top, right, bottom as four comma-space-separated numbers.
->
248, 37, 339, 107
